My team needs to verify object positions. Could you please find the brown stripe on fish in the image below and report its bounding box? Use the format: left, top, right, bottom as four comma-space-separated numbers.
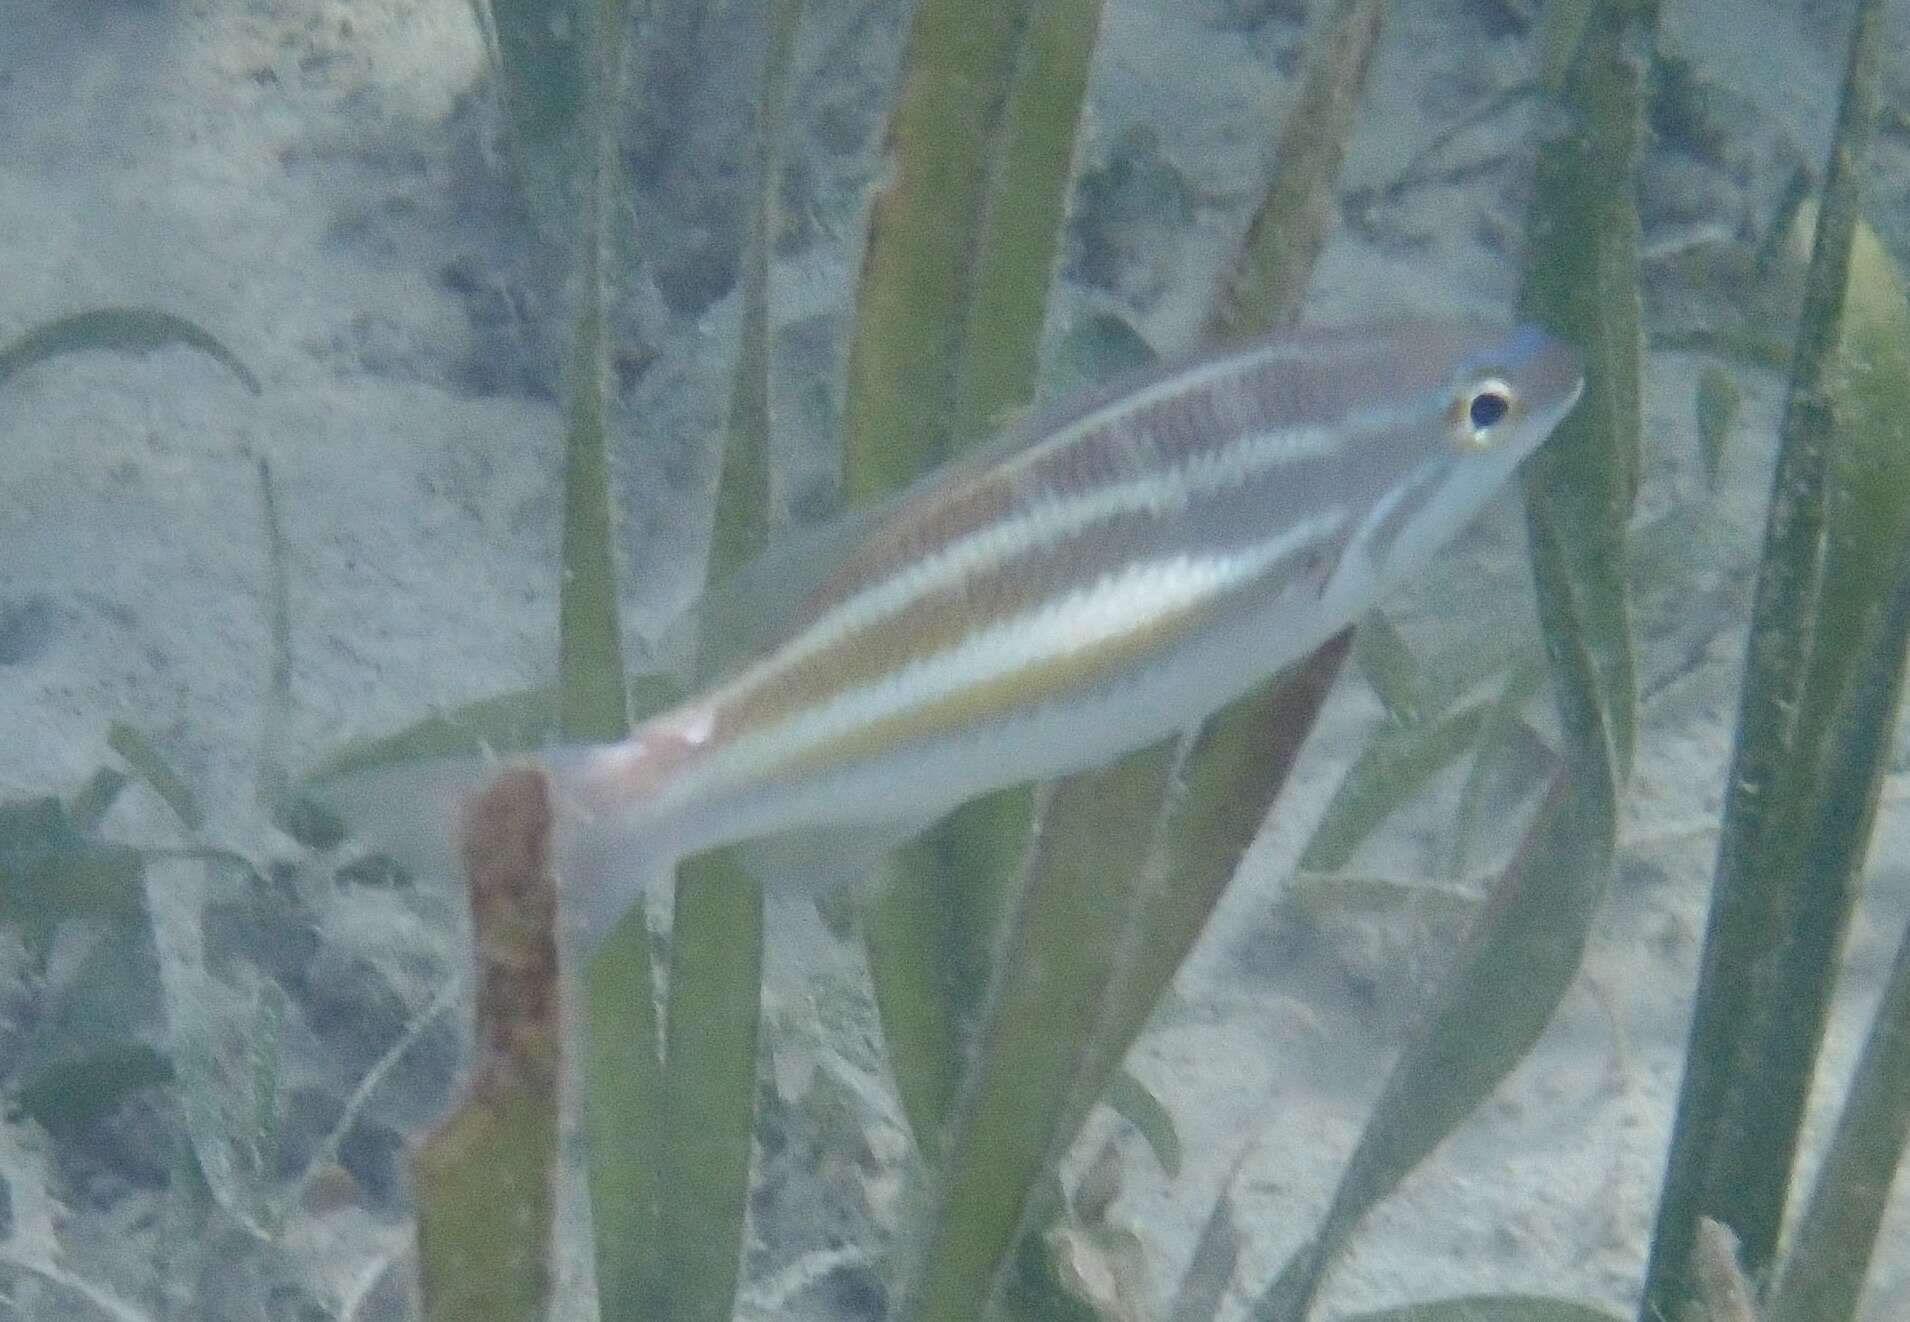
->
780, 332, 1434, 640
712, 444, 1364, 744
718, 517, 1354, 783
771, 416, 1354, 674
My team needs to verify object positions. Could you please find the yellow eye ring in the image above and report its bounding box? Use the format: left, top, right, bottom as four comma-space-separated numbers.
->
1449, 378, 1518, 451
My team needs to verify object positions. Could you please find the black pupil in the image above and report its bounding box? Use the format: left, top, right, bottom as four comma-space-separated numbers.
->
1468, 390, 1510, 430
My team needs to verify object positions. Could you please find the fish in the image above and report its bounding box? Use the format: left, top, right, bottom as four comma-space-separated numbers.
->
336, 321, 1583, 953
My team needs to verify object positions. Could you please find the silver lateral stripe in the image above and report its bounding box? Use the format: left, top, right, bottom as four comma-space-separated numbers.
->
688, 507, 1352, 790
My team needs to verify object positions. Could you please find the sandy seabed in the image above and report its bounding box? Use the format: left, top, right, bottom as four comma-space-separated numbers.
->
2, 1, 1908, 1319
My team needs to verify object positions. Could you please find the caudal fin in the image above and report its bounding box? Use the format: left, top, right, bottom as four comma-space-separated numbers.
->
303, 752, 497, 889
310, 740, 689, 955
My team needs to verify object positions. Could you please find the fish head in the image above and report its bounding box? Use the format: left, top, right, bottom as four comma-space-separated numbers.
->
1439, 321, 1586, 464
1318, 321, 1585, 615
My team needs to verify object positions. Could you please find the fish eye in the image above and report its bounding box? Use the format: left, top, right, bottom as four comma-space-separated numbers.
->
1469, 388, 1510, 429
1449, 377, 1518, 451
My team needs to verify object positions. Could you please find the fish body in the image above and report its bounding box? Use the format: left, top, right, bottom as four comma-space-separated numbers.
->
542, 320, 1583, 948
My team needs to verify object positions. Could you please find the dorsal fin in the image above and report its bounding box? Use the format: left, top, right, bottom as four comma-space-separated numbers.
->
657, 493, 898, 686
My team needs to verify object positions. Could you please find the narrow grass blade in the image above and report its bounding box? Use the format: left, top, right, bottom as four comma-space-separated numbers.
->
1694, 364, 1739, 492
853, 0, 1099, 1165
1752, 418, 1910, 1322
581, 902, 666, 1321
1104, 1069, 1181, 1178
415, 771, 563, 1322
532, 5, 667, 1317
1768, 745, 1910, 1322
891, 744, 1179, 1322
305, 687, 560, 781
1051, 0, 1382, 1167
1340, 1299, 1623, 1322
1255, 767, 1611, 1322
1205, 0, 1385, 339
556, 189, 627, 744
871, 0, 1373, 1305
1167, 1186, 1241, 1322
1077, 0, 1385, 1123
1446, 658, 1543, 880
707, 0, 801, 590
0, 306, 260, 395
1516, 0, 1644, 783
862, 835, 976, 1154
1538, 0, 1597, 93
950, 0, 1105, 445
940, 6, 1390, 1299
1298, 701, 1490, 875
1352, 610, 1425, 727
256, 460, 294, 819
1692, 213, 1910, 1296
1640, 1, 1890, 1308
1098, 631, 1355, 1108
66, 766, 129, 837
571, 237, 662, 1322
477, 0, 594, 239
647, 9, 803, 1322
655, 849, 763, 1322
481, 0, 589, 154
107, 722, 203, 834
1258, 10, 1648, 1307
841, 0, 1038, 502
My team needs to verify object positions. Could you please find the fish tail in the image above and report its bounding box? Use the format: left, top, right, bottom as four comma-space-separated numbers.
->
307, 751, 498, 890
310, 735, 680, 955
